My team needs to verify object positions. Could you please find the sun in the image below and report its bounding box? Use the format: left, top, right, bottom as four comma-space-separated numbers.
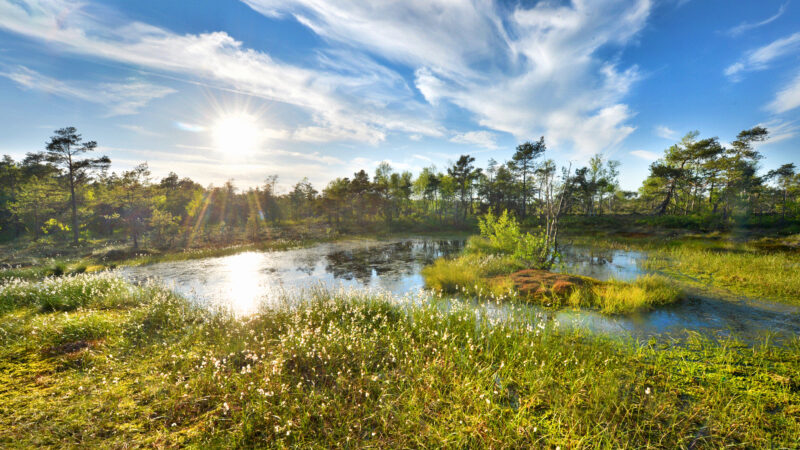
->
212, 113, 262, 157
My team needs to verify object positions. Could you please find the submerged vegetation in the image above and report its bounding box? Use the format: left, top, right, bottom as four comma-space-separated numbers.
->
0, 274, 797, 447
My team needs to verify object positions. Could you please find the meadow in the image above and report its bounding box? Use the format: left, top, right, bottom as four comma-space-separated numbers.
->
1, 273, 798, 448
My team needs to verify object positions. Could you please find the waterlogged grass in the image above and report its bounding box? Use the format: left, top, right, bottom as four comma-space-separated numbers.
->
422, 252, 683, 314
644, 247, 800, 304
0, 275, 797, 447
560, 275, 683, 314
421, 253, 522, 298
565, 233, 800, 305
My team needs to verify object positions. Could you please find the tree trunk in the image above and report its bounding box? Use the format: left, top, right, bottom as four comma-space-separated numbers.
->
68, 165, 79, 245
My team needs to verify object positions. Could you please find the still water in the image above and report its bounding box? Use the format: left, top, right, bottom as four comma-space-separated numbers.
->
121, 237, 800, 341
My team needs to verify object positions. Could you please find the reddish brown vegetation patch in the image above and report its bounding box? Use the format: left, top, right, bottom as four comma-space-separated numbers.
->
508, 269, 597, 298
44, 339, 101, 356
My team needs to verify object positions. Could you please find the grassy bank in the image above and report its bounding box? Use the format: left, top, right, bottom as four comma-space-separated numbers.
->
564, 232, 800, 306
643, 247, 800, 304
1, 274, 797, 447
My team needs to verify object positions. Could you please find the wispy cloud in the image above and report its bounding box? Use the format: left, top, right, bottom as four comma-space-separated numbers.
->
654, 125, 678, 140
174, 122, 206, 133
630, 150, 660, 161
0, 65, 174, 116
756, 119, 799, 144
766, 70, 800, 114
243, 0, 651, 158
727, 2, 789, 37
118, 124, 162, 137
725, 32, 800, 80
450, 131, 498, 149
2, 0, 651, 158
0, 0, 439, 145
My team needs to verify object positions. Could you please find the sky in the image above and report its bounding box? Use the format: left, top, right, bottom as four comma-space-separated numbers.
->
0, 0, 798, 192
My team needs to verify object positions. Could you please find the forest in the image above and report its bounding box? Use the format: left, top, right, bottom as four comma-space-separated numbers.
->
1, 125, 798, 251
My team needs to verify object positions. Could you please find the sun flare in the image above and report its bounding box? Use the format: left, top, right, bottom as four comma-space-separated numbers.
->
212, 113, 262, 157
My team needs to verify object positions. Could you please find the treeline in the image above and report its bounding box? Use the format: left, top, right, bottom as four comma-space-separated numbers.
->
0, 126, 798, 249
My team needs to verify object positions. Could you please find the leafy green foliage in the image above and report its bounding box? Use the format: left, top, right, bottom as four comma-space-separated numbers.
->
475, 210, 557, 269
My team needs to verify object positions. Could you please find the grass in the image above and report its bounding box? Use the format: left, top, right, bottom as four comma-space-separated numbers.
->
423, 235, 684, 314
565, 232, 800, 305
564, 275, 684, 315
643, 246, 800, 304
421, 253, 522, 299
0, 274, 797, 447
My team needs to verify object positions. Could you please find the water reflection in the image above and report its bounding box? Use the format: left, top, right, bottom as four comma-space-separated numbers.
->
121, 238, 463, 315
557, 246, 649, 281
119, 238, 800, 343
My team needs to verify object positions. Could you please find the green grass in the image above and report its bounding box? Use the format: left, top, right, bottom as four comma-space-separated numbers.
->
421, 253, 522, 299
643, 246, 800, 304
423, 237, 684, 314
564, 232, 800, 305
563, 275, 684, 314
0, 275, 797, 447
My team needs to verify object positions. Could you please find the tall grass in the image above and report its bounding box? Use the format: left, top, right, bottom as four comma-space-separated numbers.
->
0, 275, 797, 447
421, 253, 522, 299
565, 275, 683, 314
644, 246, 800, 304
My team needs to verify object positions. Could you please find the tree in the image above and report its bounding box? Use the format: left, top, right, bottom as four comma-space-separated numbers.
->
647, 132, 723, 215
39, 127, 110, 244
448, 155, 482, 223
8, 176, 63, 241
117, 164, 152, 249
510, 137, 545, 219
767, 163, 796, 219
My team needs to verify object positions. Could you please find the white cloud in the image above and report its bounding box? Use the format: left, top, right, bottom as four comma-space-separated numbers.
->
0, 0, 440, 145
244, 0, 651, 159
174, 122, 206, 133
630, 149, 660, 161
756, 119, 799, 144
243, 0, 508, 80
2, 0, 652, 160
766, 71, 800, 114
118, 124, 162, 137
727, 2, 788, 37
0, 65, 174, 116
655, 125, 678, 140
725, 32, 800, 80
450, 130, 498, 149
411, 154, 432, 162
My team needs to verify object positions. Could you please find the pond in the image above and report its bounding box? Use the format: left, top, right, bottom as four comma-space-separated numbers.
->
121, 238, 464, 315
120, 237, 800, 342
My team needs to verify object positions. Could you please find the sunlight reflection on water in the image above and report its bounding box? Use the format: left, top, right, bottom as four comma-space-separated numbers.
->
119, 238, 800, 342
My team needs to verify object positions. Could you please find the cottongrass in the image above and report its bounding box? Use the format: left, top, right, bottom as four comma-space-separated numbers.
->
0, 274, 797, 448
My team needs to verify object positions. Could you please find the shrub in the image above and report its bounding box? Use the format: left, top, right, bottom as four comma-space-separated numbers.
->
473, 210, 556, 269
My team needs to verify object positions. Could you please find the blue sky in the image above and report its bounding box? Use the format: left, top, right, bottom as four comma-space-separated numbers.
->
0, 0, 798, 191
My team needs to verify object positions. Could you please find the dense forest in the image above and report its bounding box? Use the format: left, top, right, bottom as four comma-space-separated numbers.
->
1, 126, 798, 249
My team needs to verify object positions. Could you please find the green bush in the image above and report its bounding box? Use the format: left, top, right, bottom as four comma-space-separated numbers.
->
473, 210, 556, 269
